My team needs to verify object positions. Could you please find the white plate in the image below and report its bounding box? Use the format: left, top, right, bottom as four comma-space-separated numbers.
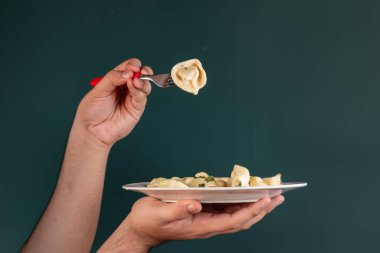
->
122, 182, 307, 203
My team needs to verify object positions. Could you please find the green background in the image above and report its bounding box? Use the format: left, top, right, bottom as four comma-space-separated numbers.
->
1, 0, 380, 252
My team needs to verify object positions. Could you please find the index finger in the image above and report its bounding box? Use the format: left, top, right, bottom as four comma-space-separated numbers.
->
114, 58, 142, 73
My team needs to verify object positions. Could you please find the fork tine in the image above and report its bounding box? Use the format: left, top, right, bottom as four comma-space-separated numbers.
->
140, 74, 175, 88
165, 76, 175, 87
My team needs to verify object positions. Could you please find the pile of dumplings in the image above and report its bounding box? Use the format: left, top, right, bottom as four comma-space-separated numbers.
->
147, 164, 282, 188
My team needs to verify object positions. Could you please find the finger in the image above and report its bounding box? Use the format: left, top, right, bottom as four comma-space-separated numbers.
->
265, 195, 285, 213
232, 198, 271, 217
141, 66, 153, 75
215, 203, 251, 214
202, 203, 249, 214
239, 196, 284, 231
92, 69, 133, 96
194, 229, 238, 239
133, 76, 151, 95
140, 66, 153, 95
228, 198, 271, 231
158, 200, 202, 221
193, 201, 272, 238
125, 63, 142, 73
114, 58, 142, 71
239, 209, 268, 231
126, 79, 147, 112
197, 198, 271, 234
194, 216, 259, 239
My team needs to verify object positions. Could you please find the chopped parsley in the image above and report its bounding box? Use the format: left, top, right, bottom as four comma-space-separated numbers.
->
205, 176, 215, 183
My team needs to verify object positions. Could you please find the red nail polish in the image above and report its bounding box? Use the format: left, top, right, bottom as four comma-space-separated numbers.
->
133, 72, 141, 79
90, 77, 103, 87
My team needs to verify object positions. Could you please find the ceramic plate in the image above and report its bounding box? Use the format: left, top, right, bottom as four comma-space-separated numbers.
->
122, 182, 307, 203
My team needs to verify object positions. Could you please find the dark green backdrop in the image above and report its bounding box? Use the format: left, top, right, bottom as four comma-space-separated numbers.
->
1, 0, 380, 252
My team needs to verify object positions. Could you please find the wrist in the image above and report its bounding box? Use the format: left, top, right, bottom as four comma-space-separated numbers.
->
124, 218, 162, 250
124, 227, 152, 253
97, 219, 153, 253
70, 118, 113, 152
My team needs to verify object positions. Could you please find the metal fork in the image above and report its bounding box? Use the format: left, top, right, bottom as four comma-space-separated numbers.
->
139, 74, 175, 88
90, 73, 176, 88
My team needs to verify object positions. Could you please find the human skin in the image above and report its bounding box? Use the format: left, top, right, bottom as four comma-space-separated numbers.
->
97, 196, 284, 253
21, 57, 285, 253
21, 58, 153, 253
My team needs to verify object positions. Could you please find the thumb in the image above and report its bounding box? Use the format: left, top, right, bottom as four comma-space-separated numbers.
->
166, 200, 202, 221
92, 69, 133, 96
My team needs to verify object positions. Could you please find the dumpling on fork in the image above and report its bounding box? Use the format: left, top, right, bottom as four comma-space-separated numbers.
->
171, 59, 207, 95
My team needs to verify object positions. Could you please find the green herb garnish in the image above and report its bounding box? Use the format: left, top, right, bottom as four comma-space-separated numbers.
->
205, 176, 215, 183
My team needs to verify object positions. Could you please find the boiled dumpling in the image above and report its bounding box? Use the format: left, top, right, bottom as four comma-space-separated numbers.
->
215, 180, 226, 187
249, 176, 267, 186
147, 178, 189, 188
170, 177, 183, 181
205, 180, 218, 187
195, 172, 209, 178
204, 176, 218, 187
145, 166, 283, 188
147, 177, 166, 185
215, 177, 229, 183
228, 164, 250, 187
263, 173, 282, 186
182, 177, 196, 185
171, 59, 207, 95
187, 177, 208, 187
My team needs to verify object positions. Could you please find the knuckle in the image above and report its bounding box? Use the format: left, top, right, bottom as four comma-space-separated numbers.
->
232, 223, 243, 231
144, 66, 154, 75
255, 210, 267, 221
252, 211, 260, 217
241, 224, 250, 231
108, 69, 118, 75
253, 207, 266, 217
128, 58, 142, 66
105, 70, 119, 80
146, 84, 152, 94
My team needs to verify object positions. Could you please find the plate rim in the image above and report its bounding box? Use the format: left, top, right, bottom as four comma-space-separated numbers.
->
122, 182, 308, 191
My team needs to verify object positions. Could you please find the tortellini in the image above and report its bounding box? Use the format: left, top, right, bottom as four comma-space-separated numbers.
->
147, 165, 283, 188
147, 177, 189, 188
171, 59, 207, 95
249, 176, 267, 186
263, 174, 282, 186
227, 164, 251, 187
195, 172, 209, 178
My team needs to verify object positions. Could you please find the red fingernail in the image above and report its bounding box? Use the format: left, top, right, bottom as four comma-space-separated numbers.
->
90, 71, 140, 87
90, 77, 103, 87
133, 72, 141, 79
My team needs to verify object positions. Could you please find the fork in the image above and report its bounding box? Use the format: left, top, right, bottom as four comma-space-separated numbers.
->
90, 72, 176, 88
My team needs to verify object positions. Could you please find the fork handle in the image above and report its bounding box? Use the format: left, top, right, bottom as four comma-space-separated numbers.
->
90, 72, 141, 87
